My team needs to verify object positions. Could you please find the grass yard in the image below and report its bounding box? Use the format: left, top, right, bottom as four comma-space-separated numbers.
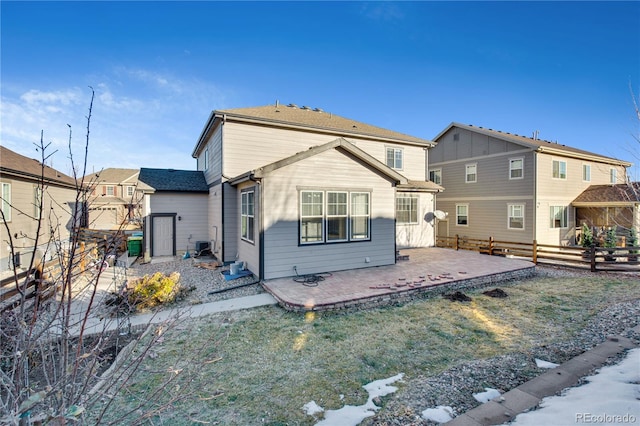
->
88, 271, 640, 425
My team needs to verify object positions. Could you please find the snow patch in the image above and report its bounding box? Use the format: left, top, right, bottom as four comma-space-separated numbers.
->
421, 405, 455, 423
473, 387, 501, 403
303, 401, 324, 416
535, 358, 559, 369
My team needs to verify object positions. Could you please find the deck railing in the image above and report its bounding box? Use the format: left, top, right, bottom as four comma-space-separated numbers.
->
436, 235, 640, 272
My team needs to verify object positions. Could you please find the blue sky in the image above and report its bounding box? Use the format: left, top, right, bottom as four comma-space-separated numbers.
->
2, 1, 639, 178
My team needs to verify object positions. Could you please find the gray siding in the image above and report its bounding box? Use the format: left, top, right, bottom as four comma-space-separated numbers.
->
149, 193, 209, 257
235, 182, 260, 277
208, 184, 222, 258
261, 148, 396, 280
222, 182, 238, 263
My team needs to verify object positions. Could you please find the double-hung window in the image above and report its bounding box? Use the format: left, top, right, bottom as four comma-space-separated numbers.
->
396, 195, 418, 224
386, 147, 403, 170
583, 164, 591, 182
241, 190, 255, 242
508, 204, 524, 229
456, 204, 469, 226
429, 169, 442, 185
552, 160, 567, 179
550, 206, 568, 228
1, 183, 11, 221
465, 163, 477, 183
106, 185, 115, 196
610, 168, 617, 184
509, 158, 523, 179
300, 190, 370, 244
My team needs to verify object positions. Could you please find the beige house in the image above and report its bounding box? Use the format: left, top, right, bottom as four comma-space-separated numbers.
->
82, 168, 142, 231
0, 146, 80, 277
429, 123, 633, 246
192, 103, 442, 280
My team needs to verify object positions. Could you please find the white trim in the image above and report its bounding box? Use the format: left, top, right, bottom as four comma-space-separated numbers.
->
509, 157, 524, 180
552, 159, 567, 180
456, 203, 469, 227
507, 203, 525, 230
465, 163, 477, 183
582, 163, 591, 182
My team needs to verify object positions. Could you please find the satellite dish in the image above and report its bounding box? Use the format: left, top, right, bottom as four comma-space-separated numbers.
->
434, 210, 447, 220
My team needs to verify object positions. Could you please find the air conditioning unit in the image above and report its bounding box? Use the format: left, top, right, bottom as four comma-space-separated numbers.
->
195, 241, 209, 253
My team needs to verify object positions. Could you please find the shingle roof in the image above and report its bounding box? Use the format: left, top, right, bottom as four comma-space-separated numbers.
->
83, 168, 139, 184
573, 183, 640, 205
434, 123, 632, 166
0, 146, 76, 188
138, 168, 208, 193
194, 103, 433, 157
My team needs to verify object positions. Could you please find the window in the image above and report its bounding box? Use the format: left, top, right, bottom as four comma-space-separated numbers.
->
327, 192, 348, 241
241, 190, 255, 242
429, 169, 442, 185
106, 186, 115, 196
204, 147, 209, 170
552, 160, 566, 179
300, 190, 370, 244
508, 204, 524, 229
386, 147, 403, 170
610, 168, 617, 184
1, 183, 11, 221
550, 206, 568, 228
465, 163, 477, 183
126, 186, 134, 197
456, 204, 468, 226
350, 192, 370, 240
583, 164, 591, 182
509, 158, 523, 179
396, 195, 418, 224
34, 186, 42, 218
300, 191, 324, 243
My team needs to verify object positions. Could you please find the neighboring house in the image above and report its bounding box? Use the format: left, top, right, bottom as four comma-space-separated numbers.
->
429, 123, 633, 246
82, 168, 142, 230
0, 146, 80, 276
191, 103, 442, 280
137, 168, 209, 259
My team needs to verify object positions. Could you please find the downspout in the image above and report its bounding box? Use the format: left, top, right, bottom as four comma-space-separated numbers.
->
532, 151, 537, 242
220, 115, 226, 263
250, 175, 264, 281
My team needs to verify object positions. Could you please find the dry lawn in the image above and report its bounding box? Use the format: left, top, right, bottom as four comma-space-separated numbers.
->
88, 272, 640, 425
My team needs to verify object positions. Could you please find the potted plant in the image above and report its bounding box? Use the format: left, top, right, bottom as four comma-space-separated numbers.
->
580, 223, 594, 259
627, 228, 638, 262
603, 227, 617, 262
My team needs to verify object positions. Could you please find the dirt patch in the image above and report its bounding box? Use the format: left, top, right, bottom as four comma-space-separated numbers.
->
483, 288, 509, 298
443, 291, 472, 302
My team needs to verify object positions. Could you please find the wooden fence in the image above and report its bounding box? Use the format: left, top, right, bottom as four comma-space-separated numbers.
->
436, 235, 640, 272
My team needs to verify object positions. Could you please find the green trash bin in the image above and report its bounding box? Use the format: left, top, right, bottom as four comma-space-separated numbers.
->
127, 237, 142, 257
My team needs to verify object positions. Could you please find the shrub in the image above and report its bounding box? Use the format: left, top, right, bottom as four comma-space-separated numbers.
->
127, 271, 182, 310
580, 223, 594, 248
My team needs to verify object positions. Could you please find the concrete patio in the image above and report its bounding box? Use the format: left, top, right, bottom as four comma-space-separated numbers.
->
262, 247, 536, 312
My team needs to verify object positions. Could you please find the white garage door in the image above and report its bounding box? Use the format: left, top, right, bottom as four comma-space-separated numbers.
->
153, 216, 174, 256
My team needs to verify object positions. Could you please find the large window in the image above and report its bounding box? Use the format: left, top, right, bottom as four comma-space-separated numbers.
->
552, 160, 567, 179
509, 158, 523, 179
550, 206, 568, 228
1, 183, 11, 221
465, 163, 477, 183
300, 190, 370, 244
508, 204, 524, 229
386, 147, 403, 170
456, 204, 468, 226
583, 164, 591, 182
429, 169, 442, 185
396, 195, 418, 224
241, 190, 255, 242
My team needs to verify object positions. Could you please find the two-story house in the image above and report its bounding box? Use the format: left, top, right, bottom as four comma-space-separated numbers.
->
191, 103, 442, 280
0, 146, 81, 277
429, 123, 633, 246
82, 168, 142, 231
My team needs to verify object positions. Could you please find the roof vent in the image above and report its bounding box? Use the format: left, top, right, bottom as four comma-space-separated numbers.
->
302, 105, 311, 110
313, 108, 324, 113
288, 103, 298, 108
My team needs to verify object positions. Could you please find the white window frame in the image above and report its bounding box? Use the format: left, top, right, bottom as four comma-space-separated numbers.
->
508, 204, 525, 230
549, 205, 568, 228
429, 169, 442, 185
385, 146, 403, 170
106, 185, 115, 196
465, 163, 477, 183
1, 183, 11, 222
509, 158, 524, 180
34, 186, 42, 218
610, 168, 617, 184
300, 191, 324, 244
582, 164, 591, 182
552, 160, 567, 179
204, 147, 209, 171
350, 192, 370, 241
456, 203, 469, 226
241, 190, 255, 243
396, 195, 419, 224
126, 186, 135, 197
